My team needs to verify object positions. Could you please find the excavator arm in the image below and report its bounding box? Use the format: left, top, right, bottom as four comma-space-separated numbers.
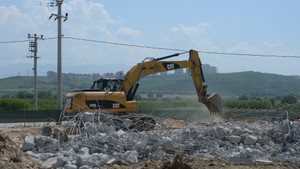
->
119, 50, 222, 114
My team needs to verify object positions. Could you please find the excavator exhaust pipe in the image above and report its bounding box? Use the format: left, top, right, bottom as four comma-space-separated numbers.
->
203, 93, 222, 115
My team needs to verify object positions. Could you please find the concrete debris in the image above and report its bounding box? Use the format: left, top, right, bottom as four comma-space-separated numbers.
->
41, 125, 52, 137
22, 111, 300, 168
244, 135, 258, 145
21, 135, 35, 151
225, 135, 241, 143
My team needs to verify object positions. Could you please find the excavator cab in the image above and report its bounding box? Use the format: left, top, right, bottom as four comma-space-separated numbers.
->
91, 78, 122, 92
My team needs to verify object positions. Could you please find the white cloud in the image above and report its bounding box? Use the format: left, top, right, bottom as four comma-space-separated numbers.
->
226, 42, 259, 54
116, 27, 141, 38
170, 23, 209, 38
164, 23, 218, 54
262, 41, 282, 48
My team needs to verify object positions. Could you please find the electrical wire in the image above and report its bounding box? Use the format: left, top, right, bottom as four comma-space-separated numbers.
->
1, 36, 300, 59
63, 36, 187, 52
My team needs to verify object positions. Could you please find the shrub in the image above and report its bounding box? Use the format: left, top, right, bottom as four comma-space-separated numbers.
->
0, 98, 31, 110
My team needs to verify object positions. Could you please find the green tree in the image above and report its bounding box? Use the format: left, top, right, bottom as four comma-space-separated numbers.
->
0, 98, 31, 110
269, 98, 275, 106
16, 91, 33, 99
38, 90, 53, 99
147, 92, 154, 98
281, 94, 298, 104
238, 95, 248, 100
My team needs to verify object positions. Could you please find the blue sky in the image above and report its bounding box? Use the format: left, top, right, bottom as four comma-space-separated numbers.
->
0, 0, 299, 77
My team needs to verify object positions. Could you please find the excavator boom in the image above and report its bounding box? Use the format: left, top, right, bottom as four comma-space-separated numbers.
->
65, 50, 222, 115
119, 50, 222, 114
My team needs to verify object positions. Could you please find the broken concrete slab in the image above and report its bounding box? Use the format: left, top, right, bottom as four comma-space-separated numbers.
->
244, 135, 258, 145
225, 135, 241, 143
21, 135, 35, 151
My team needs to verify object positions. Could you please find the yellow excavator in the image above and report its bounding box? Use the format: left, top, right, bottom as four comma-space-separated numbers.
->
65, 50, 222, 117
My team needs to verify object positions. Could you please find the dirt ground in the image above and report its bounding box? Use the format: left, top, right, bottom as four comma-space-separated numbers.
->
0, 127, 44, 169
0, 120, 300, 169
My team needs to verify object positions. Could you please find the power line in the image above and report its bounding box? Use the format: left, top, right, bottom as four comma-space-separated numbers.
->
0, 40, 31, 44
0, 37, 56, 44
1, 36, 300, 59
64, 36, 300, 59
63, 36, 187, 52
197, 50, 300, 59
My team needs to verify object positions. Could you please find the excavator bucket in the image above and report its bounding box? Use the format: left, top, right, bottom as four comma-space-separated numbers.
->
203, 93, 222, 115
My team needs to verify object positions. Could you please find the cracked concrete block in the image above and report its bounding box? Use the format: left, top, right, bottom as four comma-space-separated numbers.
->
38, 153, 56, 161
54, 155, 66, 168
88, 153, 110, 167
26, 151, 40, 159
42, 157, 57, 168
79, 147, 89, 155
281, 120, 291, 134
216, 126, 230, 138
209, 126, 230, 138
41, 125, 52, 137
21, 135, 35, 151
232, 126, 243, 135
164, 140, 176, 151
122, 150, 138, 164
226, 135, 241, 143
82, 112, 95, 123
295, 123, 300, 138
64, 164, 77, 169
78, 153, 90, 166
95, 133, 107, 144
244, 135, 258, 145
79, 165, 90, 169
271, 149, 281, 156
53, 128, 68, 142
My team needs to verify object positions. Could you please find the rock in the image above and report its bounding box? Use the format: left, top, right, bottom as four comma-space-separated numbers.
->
82, 112, 95, 123
79, 147, 89, 155
78, 152, 91, 166
34, 136, 59, 153
41, 125, 52, 137
225, 135, 241, 143
107, 158, 116, 164
26, 151, 40, 159
244, 135, 258, 145
232, 126, 243, 135
21, 135, 35, 151
271, 149, 281, 156
53, 128, 68, 142
64, 164, 77, 169
88, 153, 110, 167
122, 150, 138, 164
54, 155, 66, 168
164, 137, 176, 150
281, 119, 291, 134
295, 123, 300, 138
210, 126, 230, 138
79, 165, 90, 169
38, 153, 56, 161
42, 157, 57, 168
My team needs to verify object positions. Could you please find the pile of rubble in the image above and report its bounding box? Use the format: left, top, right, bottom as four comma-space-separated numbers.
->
21, 112, 300, 168
0, 131, 43, 168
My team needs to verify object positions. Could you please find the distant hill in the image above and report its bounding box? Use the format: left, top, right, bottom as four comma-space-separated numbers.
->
138, 71, 300, 98
0, 76, 92, 96
0, 71, 299, 98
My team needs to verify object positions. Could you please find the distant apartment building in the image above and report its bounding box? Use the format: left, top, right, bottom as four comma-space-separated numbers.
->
185, 64, 217, 74
174, 69, 184, 74
47, 71, 102, 80
202, 64, 217, 73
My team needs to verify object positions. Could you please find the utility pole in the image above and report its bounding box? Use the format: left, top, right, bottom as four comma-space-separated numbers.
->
49, 0, 68, 111
27, 34, 43, 111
